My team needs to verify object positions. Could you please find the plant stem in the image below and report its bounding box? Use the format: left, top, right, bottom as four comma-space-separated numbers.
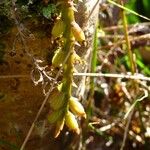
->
61, 2, 74, 111
90, 23, 98, 97
86, 24, 98, 117
120, 0, 136, 74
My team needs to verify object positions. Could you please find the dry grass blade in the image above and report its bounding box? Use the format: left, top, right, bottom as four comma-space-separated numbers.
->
107, 0, 150, 21
73, 72, 150, 81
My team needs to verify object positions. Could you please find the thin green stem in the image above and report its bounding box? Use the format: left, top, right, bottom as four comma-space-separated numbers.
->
90, 24, 98, 95
120, 0, 135, 74
86, 24, 98, 116
61, 2, 75, 111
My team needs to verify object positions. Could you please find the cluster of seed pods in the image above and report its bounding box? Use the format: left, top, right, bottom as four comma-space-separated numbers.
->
47, 0, 86, 137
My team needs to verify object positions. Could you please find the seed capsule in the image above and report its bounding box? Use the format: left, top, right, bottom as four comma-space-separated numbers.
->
52, 49, 65, 67
71, 21, 85, 42
65, 111, 80, 134
49, 89, 65, 110
52, 19, 65, 38
48, 109, 64, 124
54, 118, 65, 138
69, 97, 86, 118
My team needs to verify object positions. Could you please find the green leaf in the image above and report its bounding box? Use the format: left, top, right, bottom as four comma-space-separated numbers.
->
42, 4, 56, 19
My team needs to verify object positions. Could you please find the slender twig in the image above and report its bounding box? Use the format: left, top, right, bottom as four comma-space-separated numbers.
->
99, 33, 150, 50
98, 34, 150, 39
103, 22, 150, 32
0, 75, 29, 79
20, 50, 71, 150
98, 34, 129, 39
120, 109, 134, 150
107, 0, 150, 21
73, 72, 150, 81
87, 0, 100, 21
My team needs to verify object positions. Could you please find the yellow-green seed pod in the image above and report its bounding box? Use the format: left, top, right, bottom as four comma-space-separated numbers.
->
69, 97, 86, 118
54, 118, 65, 138
52, 49, 65, 67
52, 19, 65, 38
65, 111, 80, 134
48, 109, 64, 124
71, 21, 85, 42
49, 89, 65, 110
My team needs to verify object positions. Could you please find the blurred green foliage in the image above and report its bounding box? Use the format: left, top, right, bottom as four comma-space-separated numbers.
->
126, 0, 150, 23
42, 4, 56, 19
